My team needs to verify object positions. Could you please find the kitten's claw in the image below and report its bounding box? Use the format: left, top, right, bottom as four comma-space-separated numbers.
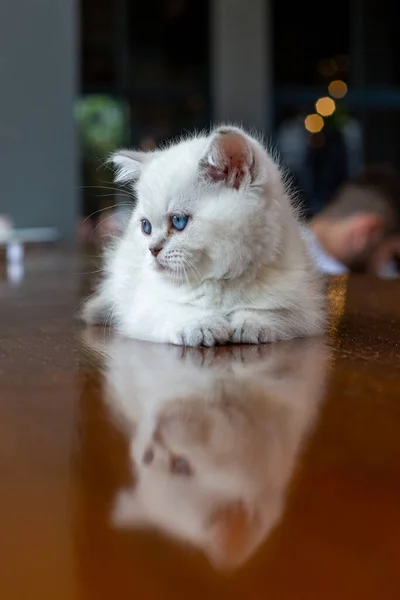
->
231, 319, 276, 344
177, 318, 232, 347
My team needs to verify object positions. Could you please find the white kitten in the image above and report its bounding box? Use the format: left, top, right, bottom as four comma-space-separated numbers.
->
83, 125, 324, 346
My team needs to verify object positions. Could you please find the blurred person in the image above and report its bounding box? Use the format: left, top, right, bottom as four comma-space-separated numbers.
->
369, 234, 400, 277
277, 106, 363, 219
303, 166, 400, 277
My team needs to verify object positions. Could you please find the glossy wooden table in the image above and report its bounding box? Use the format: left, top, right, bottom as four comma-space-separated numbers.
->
1, 249, 400, 600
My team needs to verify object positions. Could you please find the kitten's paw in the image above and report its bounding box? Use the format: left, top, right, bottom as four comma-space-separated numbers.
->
177, 317, 232, 347
231, 315, 276, 344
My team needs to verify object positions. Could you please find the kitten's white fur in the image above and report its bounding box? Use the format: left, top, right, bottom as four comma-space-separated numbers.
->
83, 125, 324, 346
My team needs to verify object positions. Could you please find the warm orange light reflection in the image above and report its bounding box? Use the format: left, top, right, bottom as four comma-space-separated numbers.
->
328, 80, 348, 99
304, 114, 324, 133
316, 97, 336, 117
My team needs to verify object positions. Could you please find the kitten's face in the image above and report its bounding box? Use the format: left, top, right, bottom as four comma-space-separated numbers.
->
135, 177, 268, 281
114, 127, 285, 281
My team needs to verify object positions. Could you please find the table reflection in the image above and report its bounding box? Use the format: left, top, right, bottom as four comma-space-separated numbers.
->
82, 332, 329, 570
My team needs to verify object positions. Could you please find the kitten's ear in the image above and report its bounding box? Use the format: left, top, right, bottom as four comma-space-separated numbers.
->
205, 500, 261, 570
200, 127, 256, 190
110, 149, 154, 183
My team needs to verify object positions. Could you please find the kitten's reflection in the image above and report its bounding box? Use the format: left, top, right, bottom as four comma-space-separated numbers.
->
83, 332, 328, 570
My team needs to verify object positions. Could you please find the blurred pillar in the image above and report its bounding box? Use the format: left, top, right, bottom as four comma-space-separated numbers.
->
211, 0, 271, 134
0, 0, 78, 240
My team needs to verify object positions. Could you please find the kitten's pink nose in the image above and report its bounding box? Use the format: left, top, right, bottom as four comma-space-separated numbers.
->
150, 246, 162, 257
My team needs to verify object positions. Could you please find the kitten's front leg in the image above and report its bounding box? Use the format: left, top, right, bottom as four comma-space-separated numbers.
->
120, 303, 232, 347
230, 309, 296, 344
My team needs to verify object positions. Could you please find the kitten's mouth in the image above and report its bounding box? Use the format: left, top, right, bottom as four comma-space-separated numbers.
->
155, 262, 173, 274
155, 260, 181, 275
153, 258, 169, 271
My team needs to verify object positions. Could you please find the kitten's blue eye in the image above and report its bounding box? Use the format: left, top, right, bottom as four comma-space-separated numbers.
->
141, 219, 152, 235
171, 215, 189, 231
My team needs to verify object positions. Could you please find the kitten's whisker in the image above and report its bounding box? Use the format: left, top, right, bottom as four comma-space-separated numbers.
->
74, 268, 104, 276
183, 258, 202, 285
182, 261, 193, 286
79, 186, 132, 194
103, 301, 117, 344
98, 178, 133, 192
76, 289, 97, 313
175, 264, 181, 288
184, 257, 202, 279
87, 193, 132, 199
80, 203, 133, 225
92, 212, 121, 234
180, 260, 190, 286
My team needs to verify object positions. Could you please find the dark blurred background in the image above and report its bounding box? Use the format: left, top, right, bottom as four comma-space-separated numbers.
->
1, 0, 400, 239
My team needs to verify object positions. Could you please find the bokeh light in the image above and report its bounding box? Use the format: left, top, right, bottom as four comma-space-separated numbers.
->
318, 58, 337, 77
328, 80, 348, 99
304, 114, 324, 133
334, 55, 349, 71
315, 96, 336, 117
